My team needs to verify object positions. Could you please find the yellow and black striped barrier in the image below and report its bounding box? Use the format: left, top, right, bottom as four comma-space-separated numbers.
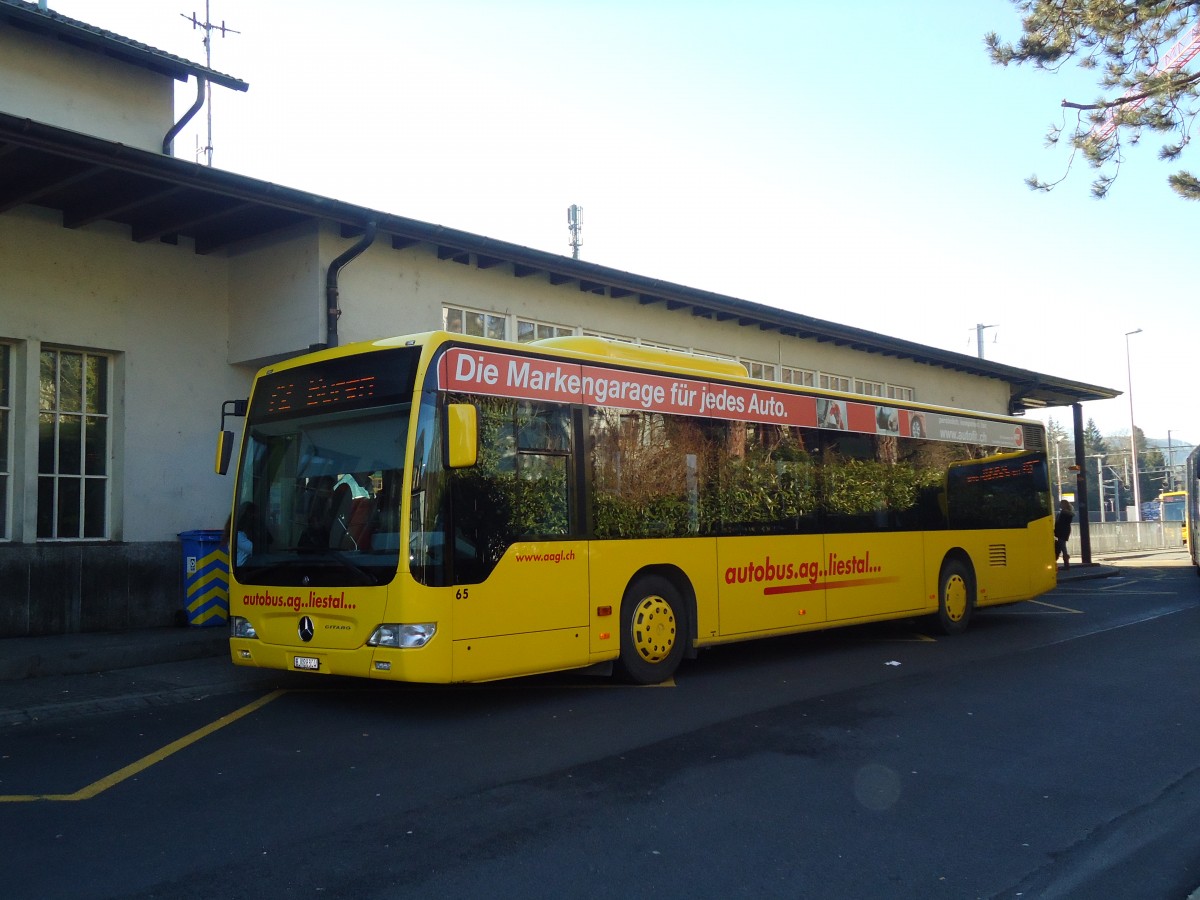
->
179, 529, 229, 626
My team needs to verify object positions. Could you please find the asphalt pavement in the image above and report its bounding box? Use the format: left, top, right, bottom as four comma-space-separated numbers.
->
0, 550, 1185, 730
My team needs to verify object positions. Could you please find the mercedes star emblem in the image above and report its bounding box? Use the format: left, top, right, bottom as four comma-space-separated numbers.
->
298, 616, 315, 642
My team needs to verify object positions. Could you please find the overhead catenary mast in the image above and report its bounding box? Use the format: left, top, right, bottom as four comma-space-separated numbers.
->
181, 2, 239, 166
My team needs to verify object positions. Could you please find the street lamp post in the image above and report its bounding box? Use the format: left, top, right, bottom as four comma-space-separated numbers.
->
1167, 430, 1175, 491
1125, 328, 1143, 521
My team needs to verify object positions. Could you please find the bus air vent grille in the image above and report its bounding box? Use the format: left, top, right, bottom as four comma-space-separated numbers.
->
1022, 425, 1046, 451
988, 544, 1008, 567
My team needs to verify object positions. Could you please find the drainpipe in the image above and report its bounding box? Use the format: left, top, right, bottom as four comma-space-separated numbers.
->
163, 75, 207, 156
326, 222, 377, 349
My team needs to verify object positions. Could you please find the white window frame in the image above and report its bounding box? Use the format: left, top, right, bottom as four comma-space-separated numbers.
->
516, 318, 575, 343
443, 305, 506, 341
640, 340, 688, 353
887, 384, 915, 402
781, 366, 815, 388
819, 372, 851, 393
581, 330, 636, 343
37, 347, 112, 540
854, 378, 885, 398
744, 360, 778, 382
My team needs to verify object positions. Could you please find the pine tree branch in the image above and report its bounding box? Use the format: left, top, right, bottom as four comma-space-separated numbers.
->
1061, 69, 1200, 111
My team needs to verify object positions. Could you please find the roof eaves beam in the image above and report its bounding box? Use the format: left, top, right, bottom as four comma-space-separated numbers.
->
192, 212, 309, 255
436, 245, 469, 264
0, 162, 105, 213
62, 184, 186, 229
131, 200, 257, 243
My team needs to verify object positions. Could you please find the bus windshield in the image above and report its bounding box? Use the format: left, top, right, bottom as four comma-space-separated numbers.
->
1160, 491, 1185, 522
230, 347, 419, 587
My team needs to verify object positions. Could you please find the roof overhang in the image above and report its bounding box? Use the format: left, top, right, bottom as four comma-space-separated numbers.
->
0, 111, 1120, 414
0, 0, 248, 91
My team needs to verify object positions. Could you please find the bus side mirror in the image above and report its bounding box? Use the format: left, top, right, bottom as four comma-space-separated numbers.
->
446, 403, 478, 468
215, 398, 248, 475
216, 430, 236, 475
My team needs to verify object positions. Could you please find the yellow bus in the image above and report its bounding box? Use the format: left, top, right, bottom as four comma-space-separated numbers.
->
1186, 450, 1200, 574
1156, 489, 1187, 546
219, 331, 1056, 684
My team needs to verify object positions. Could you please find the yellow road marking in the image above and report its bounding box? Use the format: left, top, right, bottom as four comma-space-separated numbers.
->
0, 690, 284, 803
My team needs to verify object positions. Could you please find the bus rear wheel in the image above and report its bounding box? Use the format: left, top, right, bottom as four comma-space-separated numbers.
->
934, 559, 974, 636
616, 575, 687, 685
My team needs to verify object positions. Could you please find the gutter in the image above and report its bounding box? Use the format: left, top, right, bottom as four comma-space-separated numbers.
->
162, 75, 206, 155
325, 222, 377, 348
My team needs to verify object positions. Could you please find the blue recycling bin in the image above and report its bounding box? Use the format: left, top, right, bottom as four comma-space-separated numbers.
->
178, 529, 229, 626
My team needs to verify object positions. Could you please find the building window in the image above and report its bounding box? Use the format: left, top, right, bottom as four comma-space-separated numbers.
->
820, 372, 851, 392
745, 360, 778, 382
0, 343, 9, 540
38, 348, 110, 539
641, 340, 688, 353
855, 378, 885, 398
582, 330, 636, 343
443, 305, 506, 341
887, 384, 915, 402
517, 318, 574, 343
781, 366, 815, 387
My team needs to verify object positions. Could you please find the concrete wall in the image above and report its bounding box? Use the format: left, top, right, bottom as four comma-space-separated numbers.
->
0, 26, 173, 153
227, 223, 323, 366
1, 207, 252, 634
1, 206, 249, 542
336, 241, 1011, 417
0, 542, 180, 636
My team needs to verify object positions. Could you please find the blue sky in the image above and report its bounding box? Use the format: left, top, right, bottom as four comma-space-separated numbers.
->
49, 1, 1194, 449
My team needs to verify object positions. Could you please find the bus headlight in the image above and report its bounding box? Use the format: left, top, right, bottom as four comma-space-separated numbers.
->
230, 616, 258, 639
367, 623, 437, 648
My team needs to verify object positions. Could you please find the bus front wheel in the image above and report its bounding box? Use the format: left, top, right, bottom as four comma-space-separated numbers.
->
616, 575, 687, 684
934, 559, 974, 636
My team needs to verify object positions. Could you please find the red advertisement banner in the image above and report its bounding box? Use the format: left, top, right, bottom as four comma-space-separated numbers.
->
438, 347, 1025, 448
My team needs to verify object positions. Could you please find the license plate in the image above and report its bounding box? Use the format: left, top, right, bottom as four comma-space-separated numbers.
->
294, 656, 320, 671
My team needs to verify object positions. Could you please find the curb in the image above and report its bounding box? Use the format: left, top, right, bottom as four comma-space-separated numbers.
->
0, 627, 227, 682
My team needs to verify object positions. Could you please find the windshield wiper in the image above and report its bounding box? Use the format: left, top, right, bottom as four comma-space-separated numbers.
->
238, 550, 379, 586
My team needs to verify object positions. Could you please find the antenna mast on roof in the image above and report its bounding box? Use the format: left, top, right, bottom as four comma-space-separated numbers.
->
975, 323, 998, 359
181, 1, 239, 166
567, 205, 583, 259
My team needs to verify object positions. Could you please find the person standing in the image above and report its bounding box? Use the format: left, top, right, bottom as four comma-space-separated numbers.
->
1055, 499, 1074, 570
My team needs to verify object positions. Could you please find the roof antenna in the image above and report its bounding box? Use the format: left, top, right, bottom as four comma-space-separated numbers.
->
975, 323, 998, 359
567, 204, 583, 259
181, 1, 239, 166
